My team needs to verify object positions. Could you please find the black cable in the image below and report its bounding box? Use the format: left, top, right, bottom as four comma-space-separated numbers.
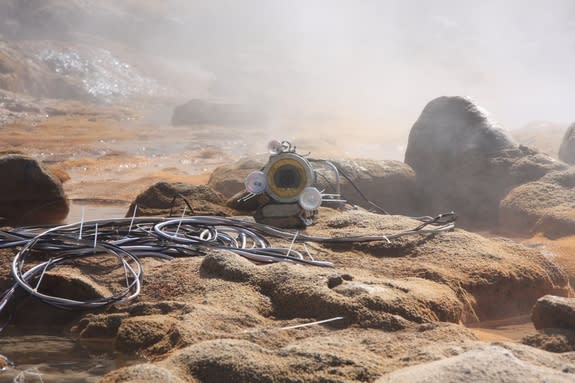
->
0, 212, 454, 329
308, 159, 390, 214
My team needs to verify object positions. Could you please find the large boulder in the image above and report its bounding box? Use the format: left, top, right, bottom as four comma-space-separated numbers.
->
499, 168, 575, 238
405, 96, 566, 229
316, 159, 418, 215
0, 154, 69, 225
531, 295, 575, 330
559, 123, 575, 165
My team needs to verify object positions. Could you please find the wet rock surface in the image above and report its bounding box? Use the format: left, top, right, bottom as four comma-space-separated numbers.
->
3, 177, 575, 381
2, 208, 571, 381
405, 96, 566, 229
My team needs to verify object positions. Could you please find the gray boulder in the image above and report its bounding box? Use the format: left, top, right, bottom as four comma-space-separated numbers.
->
405, 96, 566, 228
532, 295, 575, 330
559, 123, 575, 165
0, 154, 68, 225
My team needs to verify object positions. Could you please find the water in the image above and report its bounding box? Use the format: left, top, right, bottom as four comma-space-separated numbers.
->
0, 328, 137, 383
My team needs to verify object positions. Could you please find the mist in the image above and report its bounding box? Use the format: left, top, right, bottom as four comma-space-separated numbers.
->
124, 0, 575, 131
4, 0, 575, 142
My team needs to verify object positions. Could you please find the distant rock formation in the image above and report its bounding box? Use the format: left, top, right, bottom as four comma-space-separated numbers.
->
405, 96, 566, 228
171, 99, 267, 127
0, 154, 69, 225
558, 123, 575, 165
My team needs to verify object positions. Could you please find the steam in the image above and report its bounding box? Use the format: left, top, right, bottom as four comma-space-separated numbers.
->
4, 0, 575, 147
132, 0, 575, 132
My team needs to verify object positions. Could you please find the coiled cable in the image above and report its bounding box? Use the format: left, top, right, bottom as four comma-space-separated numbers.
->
0, 213, 455, 321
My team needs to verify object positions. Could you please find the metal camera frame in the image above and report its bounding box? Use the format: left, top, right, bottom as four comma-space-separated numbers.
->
245, 140, 345, 228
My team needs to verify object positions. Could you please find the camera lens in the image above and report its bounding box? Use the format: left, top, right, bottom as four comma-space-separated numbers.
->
274, 165, 301, 189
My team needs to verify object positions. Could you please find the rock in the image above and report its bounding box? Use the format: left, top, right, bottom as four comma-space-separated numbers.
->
531, 295, 575, 330
522, 328, 575, 353
101, 363, 185, 383
0, 40, 88, 100
172, 99, 266, 126
74, 210, 571, 362
499, 168, 575, 238
316, 158, 418, 215
75, 313, 129, 339
404, 96, 566, 229
116, 315, 184, 356
0, 154, 69, 225
209, 155, 418, 215
127, 182, 231, 217
0, 206, 558, 382
208, 156, 267, 199
136, 324, 478, 383
377, 343, 575, 383
559, 123, 575, 165
314, 210, 570, 322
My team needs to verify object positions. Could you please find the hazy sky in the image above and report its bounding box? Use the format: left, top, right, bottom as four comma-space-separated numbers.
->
140, 0, 575, 132
6, 0, 575, 133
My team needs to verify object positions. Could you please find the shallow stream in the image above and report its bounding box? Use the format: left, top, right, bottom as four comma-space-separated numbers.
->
0, 328, 137, 383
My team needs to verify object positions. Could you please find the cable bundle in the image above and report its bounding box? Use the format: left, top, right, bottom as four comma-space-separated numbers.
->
0, 213, 455, 320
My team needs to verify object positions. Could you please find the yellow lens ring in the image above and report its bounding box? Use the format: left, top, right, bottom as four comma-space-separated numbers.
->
264, 153, 314, 202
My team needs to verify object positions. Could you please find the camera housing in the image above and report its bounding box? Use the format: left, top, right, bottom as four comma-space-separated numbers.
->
245, 141, 323, 228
